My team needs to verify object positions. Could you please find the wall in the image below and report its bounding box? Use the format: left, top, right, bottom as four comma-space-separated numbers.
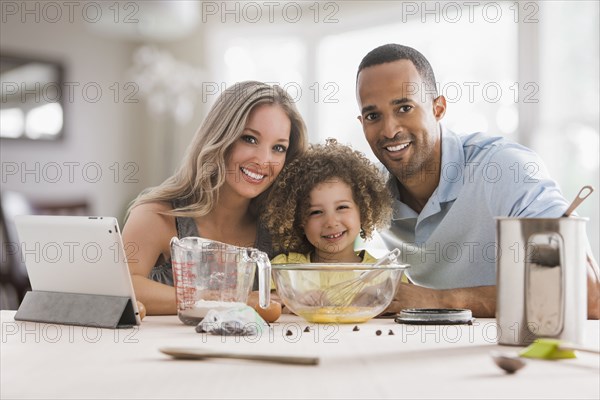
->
1, 1, 597, 259
1, 9, 148, 223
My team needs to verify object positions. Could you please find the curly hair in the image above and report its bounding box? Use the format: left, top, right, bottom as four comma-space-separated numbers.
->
263, 139, 392, 254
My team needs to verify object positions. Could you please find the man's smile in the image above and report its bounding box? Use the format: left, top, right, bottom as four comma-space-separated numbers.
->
385, 141, 411, 152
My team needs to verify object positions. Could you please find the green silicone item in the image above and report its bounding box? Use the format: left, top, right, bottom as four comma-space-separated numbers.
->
518, 338, 577, 360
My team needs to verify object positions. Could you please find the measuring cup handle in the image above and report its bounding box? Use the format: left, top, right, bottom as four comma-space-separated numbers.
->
255, 253, 271, 309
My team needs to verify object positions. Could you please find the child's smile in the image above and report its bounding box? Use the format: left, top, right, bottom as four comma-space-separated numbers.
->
322, 230, 347, 241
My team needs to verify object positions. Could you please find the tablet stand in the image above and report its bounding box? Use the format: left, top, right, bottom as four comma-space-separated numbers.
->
15, 291, 138, 329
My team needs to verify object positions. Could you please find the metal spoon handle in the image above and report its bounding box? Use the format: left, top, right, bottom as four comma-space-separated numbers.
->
563, 185, 594, 217
160, 347, 319, 365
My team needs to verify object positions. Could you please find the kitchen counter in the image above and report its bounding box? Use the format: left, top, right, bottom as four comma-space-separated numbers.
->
1, 311, 598, 399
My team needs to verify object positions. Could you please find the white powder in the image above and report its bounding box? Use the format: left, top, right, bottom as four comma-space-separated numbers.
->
179, 300, 247, 318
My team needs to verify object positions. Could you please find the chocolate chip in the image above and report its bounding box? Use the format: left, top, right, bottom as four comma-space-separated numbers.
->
388, 329, 394, 336
376, 330, 382, 336
303, 326, 310, 333
352, 325, 360, 332
286, 329, 293, 336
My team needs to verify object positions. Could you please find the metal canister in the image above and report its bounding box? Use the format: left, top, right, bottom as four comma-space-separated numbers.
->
495, 217, 588, 345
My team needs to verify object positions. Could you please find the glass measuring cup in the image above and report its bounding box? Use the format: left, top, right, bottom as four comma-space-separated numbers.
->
170, 237, 271, 325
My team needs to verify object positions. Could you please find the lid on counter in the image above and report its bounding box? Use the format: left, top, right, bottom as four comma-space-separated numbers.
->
394, 308, 473, 325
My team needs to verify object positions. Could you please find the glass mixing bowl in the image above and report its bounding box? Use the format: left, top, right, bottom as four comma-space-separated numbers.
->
272, 263, 407, 323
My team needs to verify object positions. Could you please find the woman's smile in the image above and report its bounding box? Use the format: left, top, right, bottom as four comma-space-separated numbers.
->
240, 166, 266, 183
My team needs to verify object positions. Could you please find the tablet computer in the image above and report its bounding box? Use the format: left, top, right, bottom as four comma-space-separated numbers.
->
14, 215, 141, 326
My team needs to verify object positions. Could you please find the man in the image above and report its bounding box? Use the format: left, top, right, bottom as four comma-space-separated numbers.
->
356, 43, 599, 318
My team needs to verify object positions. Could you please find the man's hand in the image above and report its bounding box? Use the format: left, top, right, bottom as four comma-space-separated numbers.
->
385, 283, 496, 318
387, 254, 600, 319
586, 253, 600, 319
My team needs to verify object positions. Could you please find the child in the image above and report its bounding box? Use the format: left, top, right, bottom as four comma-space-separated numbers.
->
264, 139, 392, 264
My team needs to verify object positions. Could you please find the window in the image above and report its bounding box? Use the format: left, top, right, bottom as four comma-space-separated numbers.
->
211, 35, 307, 117
0, 55, 65, 140
536, 0, 599, 251
316, 7, 517, 160
210, 0, 599, 256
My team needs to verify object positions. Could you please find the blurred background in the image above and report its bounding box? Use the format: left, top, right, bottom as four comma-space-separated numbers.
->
1, 0, 598, 307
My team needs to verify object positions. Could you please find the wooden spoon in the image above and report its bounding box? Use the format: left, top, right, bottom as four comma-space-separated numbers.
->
160, 347, 319, 365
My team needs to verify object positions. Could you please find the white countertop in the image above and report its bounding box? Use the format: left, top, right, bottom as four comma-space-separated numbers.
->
1, 310, 598, 399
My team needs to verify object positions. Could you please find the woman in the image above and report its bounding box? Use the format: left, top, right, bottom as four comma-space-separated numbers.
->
123, 81, 308, 315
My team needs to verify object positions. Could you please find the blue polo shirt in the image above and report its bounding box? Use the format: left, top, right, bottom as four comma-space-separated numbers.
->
380, 126, 568, 289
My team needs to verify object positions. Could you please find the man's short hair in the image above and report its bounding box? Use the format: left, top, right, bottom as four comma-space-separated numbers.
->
357, 43, 438, 98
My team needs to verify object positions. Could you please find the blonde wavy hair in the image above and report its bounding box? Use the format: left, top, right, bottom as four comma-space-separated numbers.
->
263, 139, 393, 254
128, 81, 308, 218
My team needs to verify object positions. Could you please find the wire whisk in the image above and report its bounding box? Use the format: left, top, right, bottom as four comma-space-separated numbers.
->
321, 248, 405, 307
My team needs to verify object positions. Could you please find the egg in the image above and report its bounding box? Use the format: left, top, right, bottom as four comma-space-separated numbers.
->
136, 300, 147, 320
247, 292, 282, 323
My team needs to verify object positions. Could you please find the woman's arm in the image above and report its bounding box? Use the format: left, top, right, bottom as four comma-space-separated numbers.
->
122, 202, 178, 315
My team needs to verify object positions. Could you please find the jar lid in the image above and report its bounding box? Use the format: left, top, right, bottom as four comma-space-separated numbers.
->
394, 308, 473, 325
